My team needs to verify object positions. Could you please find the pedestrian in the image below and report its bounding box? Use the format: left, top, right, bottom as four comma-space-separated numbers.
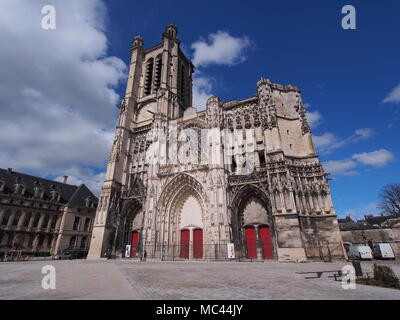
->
143, 250, 147, 262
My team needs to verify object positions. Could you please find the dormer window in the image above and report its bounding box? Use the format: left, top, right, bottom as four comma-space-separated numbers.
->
85, 197, 93, 208
50, 185, 60, 202
14, 177, 26, 195
33, 181, 45, 199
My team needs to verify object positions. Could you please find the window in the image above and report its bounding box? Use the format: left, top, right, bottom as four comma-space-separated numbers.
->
80, 237, 87, 249
154, 55, 162, 89
50, 217, 57, 229
1, 210, 11, 226
42, 214, 50, 229
23, 213, 31, 227
37, 235, 44, 248
73, 217, 80, 231
231, 155, 237, 173
178, 62, 187, 106
7, 233, 14, 246
32, 214, 40, 228
69, 237, 76, 248
144, 58, 154, 95
27, 235, 35, 247
84, 218, 91, 232
258, 150, 266, 167
47, 236, 53, 248
12, 211, 21, 227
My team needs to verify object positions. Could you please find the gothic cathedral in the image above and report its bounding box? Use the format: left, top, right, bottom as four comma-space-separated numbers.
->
87, 25, 345, 262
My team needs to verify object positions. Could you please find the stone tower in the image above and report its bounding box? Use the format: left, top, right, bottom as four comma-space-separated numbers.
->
87, 25, 345, 262
87, 25, 194, 259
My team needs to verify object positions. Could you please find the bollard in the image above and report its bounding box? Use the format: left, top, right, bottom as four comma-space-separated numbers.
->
352, 260, 363, 277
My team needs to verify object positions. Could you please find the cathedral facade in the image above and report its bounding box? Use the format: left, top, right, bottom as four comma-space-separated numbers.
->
87, 25, 345, 262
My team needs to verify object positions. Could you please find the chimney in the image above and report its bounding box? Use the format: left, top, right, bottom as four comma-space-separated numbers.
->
63, 176, 68, 184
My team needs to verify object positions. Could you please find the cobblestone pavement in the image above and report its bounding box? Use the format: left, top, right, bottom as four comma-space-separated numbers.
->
1, 259, 400, 300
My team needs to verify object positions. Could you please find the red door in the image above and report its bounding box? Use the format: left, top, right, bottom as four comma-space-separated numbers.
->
259, 226, 273, 259
245, 226, 257, 259
131, 231, 139, 258
180, 229, 190, 259
193, 229, 203, 259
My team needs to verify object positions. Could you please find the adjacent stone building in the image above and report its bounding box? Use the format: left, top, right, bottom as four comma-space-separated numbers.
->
339, 215, 400, 256
87, 25, 345, 262
0, 168, 98, 258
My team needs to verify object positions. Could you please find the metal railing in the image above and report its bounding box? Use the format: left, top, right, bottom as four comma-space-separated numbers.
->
126, 242, 275, 261
124, 241, 345, 262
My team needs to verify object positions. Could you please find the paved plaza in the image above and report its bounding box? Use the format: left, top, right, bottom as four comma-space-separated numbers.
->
1, 259, 400, 300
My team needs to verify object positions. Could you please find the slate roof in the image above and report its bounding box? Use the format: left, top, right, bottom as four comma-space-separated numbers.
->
338, 214, 396, 231
0, 168, 98, 208
363, 215, 390, 226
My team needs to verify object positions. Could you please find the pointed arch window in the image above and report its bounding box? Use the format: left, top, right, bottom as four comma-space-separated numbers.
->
154, 55, 162, 90
144, 58, 154, 95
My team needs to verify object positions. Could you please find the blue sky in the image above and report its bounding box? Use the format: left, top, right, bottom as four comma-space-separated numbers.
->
103, 0, 400, 218
0, 0, 399, 219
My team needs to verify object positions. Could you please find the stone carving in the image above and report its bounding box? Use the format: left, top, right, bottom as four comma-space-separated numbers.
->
257, 79, 278, 130
109, 130, 123, 163
294, 94, 311, 135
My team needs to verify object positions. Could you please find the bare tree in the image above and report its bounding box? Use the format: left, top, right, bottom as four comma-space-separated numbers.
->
378, 184, 400, 217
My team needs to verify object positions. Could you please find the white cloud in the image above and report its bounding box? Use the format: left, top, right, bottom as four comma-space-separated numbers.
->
0, 0, 126, 194
383, 83, 400, 104
352, 149, 395, 167
191, 31, 251, 67
355, 128, 374, 139
190, 31, 251, 110
55, 168, 105, 197
313, 133, 338, 151
192, 74, 214, 110
306, 110, 323, 128
323, 149, 395, 176
313, 128, 374, 154
323, 159, 358, 176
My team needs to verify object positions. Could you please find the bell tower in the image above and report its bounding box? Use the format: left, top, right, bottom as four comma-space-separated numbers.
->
127, 24, 194, 127
87, 25, 194, 259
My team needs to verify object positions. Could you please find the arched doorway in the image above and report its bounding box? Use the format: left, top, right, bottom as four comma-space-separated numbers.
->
231, 185, 275, 260
158, 173, 207, 260
118, 197, 143, 259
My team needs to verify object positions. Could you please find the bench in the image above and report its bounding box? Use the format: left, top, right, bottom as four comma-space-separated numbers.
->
296, 270, 343, 280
